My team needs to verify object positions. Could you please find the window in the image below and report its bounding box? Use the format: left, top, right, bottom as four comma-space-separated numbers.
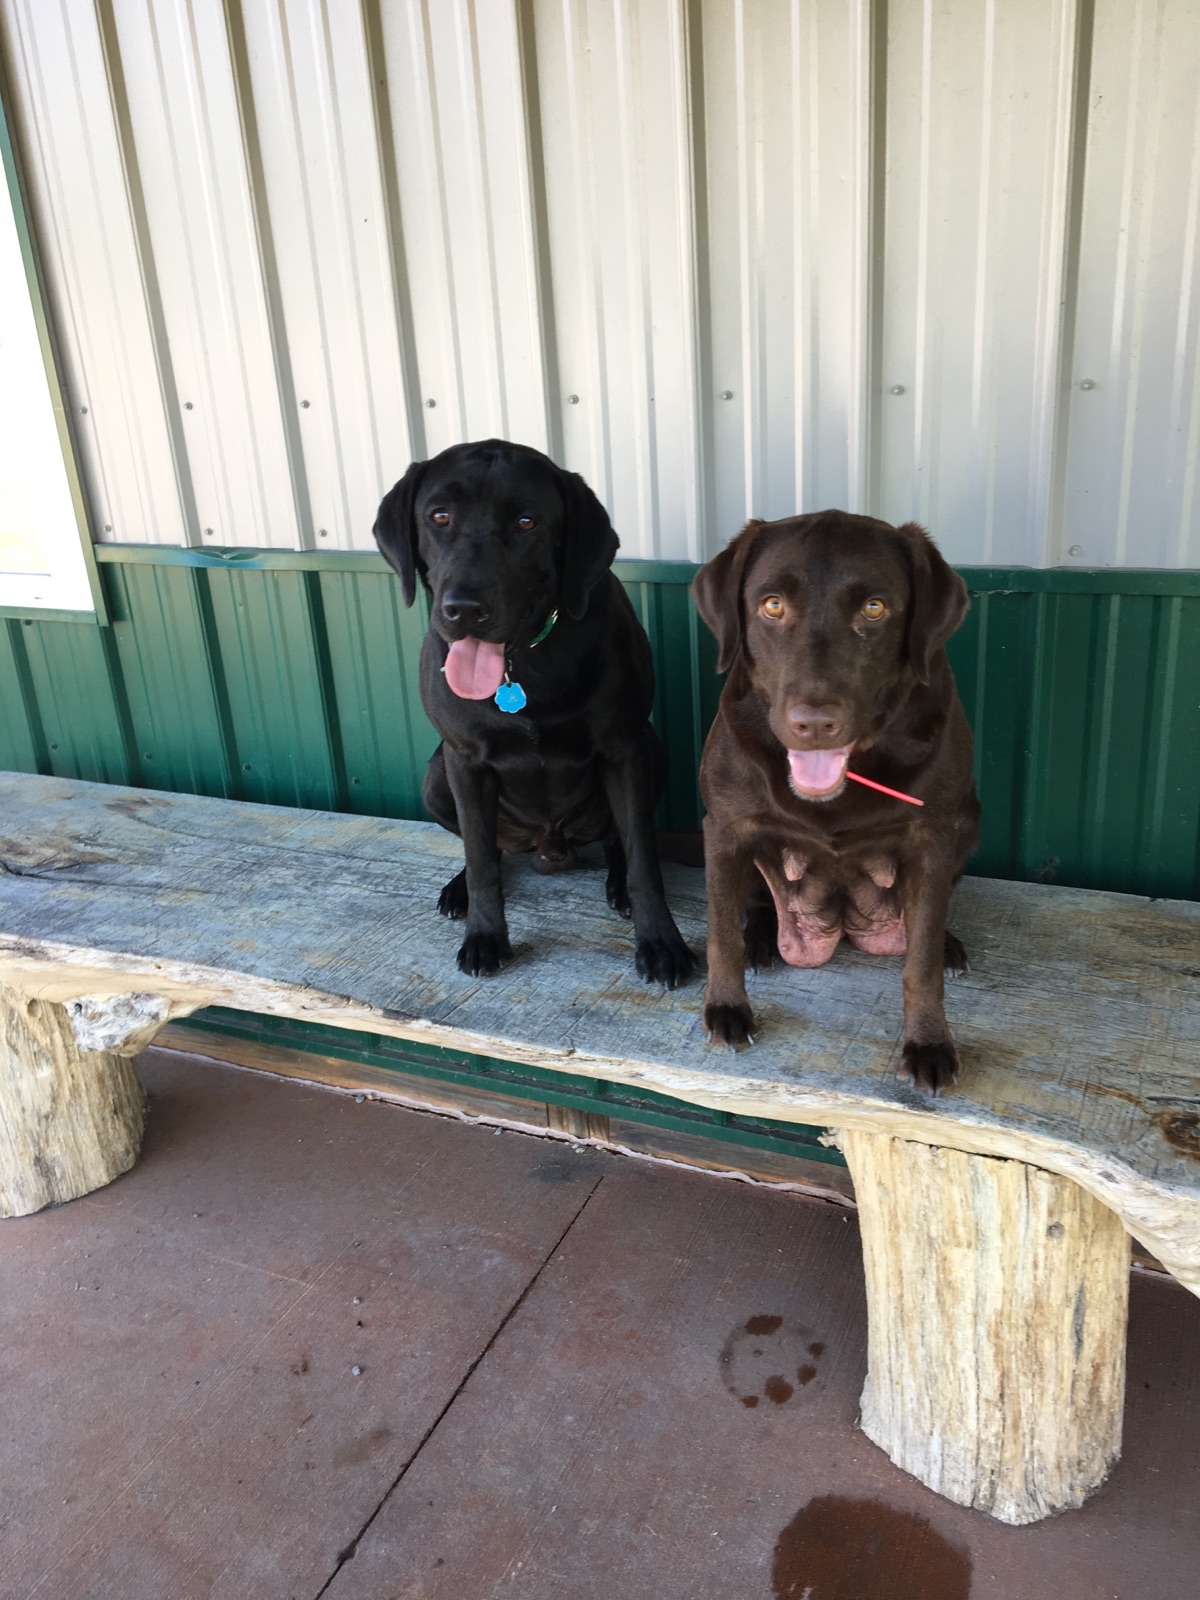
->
0, 100, 102, 619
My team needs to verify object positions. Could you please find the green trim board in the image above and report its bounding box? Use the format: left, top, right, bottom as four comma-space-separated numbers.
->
1, 549, 1198, 900
173, 1007, 847, 1169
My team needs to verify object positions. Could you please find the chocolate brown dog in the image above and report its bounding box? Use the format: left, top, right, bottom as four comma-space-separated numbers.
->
692, 510, 980, 1092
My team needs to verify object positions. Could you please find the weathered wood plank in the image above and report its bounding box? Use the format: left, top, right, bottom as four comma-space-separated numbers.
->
1, 775, 1197, 1290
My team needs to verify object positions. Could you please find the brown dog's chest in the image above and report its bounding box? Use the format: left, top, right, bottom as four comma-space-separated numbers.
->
754, 848, 907, 968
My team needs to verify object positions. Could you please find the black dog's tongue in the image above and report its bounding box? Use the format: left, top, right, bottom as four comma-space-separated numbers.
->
444, 638, 506, 699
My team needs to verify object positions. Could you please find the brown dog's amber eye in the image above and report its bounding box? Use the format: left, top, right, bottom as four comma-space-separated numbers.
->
516, 516, 537, 531
862, 598, 888, 621
759, 595, 785, 620
430, 509, 451, 527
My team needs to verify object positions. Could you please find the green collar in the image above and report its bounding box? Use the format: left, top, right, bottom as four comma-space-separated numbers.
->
528, 609, 558, 649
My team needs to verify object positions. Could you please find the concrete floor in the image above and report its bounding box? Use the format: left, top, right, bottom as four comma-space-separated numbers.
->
1, 1049, 1196, 1600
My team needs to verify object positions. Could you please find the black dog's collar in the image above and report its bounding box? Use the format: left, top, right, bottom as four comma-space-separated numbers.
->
495, 609, 558, 714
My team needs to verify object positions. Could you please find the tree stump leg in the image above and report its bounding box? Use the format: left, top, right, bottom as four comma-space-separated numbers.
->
0, 982, 146, 1217
839, 1128, 1130, 1525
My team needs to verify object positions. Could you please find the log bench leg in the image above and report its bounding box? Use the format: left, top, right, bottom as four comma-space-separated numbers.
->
839, 1128, 1130, 1525
0, 982, 146, 1217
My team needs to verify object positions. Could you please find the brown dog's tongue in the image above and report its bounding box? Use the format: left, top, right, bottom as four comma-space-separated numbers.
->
788, 746, 853, 796
444, 638, 506, 700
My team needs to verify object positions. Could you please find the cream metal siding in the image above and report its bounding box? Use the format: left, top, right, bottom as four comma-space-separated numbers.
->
1, 0, 1198, 565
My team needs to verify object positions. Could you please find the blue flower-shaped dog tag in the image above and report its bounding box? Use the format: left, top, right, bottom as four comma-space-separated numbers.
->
495, 679, 527, 713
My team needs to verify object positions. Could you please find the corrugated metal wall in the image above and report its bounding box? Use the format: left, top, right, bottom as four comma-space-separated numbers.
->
3, 0, 1200, 566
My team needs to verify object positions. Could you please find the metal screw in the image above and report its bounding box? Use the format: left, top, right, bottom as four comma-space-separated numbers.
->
889, 384, 906, 395
144, 753, 152, 761
50, 742, 58, 750
720, 390, 733, 400
103, 524, 112, 532
1068, 544, 1083, 557
425, 398, 437, 408
184, 402, 193, 410
566, 394, 580, 405
243, 762, 252, 771
203, 527, 214, 536
1078, 379, 1095, 390
79, 405, 88, 414
351, 1365, 362, 1376
318, 528, 328, 538
300, 399, 310, 408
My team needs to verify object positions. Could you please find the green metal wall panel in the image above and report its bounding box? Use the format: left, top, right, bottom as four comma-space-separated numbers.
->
16, 613, 134, 785
204, 568, 341, 811
1, 550, 1197, 902
104, 561, 237, 799
0, 621, 43, 774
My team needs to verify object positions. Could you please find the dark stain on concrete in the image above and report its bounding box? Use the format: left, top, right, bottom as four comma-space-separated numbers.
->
772, 1496, 971, 1600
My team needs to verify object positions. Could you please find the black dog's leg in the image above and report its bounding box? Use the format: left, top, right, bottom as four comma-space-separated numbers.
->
898, 854, 959, 1093
423, 746, 472, 918
440, 749, 512, 977
603, 832, 632, 919
602, 731, 695, 988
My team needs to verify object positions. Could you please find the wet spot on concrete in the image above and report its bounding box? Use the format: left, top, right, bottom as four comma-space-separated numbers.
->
333, 1426, 394, 1468
772, 1496, 971, 1599
722, 1316, 825, 1408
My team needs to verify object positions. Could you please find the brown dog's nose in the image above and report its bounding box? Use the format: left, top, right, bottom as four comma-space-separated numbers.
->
786, 701, 846, 745
441, 592, 490, 628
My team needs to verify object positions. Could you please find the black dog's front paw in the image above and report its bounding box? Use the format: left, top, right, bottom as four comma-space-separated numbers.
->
456, 930, 513, 977
606, 872, 633, 920
943, 930, 969, 976
704, 1000, 757, 1049
744, 904, 779, 971
635, 935, 696, 989
900, 1039, 959, 1093
438, 869, 469, 920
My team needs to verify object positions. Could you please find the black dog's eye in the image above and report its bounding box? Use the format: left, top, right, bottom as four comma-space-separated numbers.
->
759, 595, 786, 621
861, 598, 888, 621
516, 515, 537, 531
430, 508, 451, 527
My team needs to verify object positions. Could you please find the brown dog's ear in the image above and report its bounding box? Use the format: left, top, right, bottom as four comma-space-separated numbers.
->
559, 471, 620, 620
692, 521, 764, 672
372, 460, 428, 607
898, 522, 969, 685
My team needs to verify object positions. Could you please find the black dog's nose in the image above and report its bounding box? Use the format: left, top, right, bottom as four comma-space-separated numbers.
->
441, 592, 490, 627
786, 701, 847, 744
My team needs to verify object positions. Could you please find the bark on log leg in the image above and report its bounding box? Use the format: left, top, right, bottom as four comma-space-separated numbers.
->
0, 982, 146, 1217
840, 1128, 1130, 1525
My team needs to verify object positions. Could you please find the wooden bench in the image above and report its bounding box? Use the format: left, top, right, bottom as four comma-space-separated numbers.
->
1, 772, 1197, 1526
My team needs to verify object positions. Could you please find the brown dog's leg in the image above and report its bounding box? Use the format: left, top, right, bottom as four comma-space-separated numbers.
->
898, 856, 958, 1092
702, 820, 758, 1045
440, 749, 512, 976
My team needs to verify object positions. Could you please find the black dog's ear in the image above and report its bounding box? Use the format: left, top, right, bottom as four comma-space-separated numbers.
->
372, 460, 428, 607
691, 521, 764, 672
559, 471, 620, 620
898, 522, 969, 685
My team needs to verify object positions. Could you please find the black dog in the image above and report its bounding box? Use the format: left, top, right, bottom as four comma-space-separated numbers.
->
693, 511, 980, 1092
373, 439, 695, 987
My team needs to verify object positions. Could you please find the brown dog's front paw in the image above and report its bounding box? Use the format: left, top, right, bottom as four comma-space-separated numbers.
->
636, 935, 696, 989
899, 1039, 959, 1093
704, 1001, 757, 1048
456, 930, 513, 977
